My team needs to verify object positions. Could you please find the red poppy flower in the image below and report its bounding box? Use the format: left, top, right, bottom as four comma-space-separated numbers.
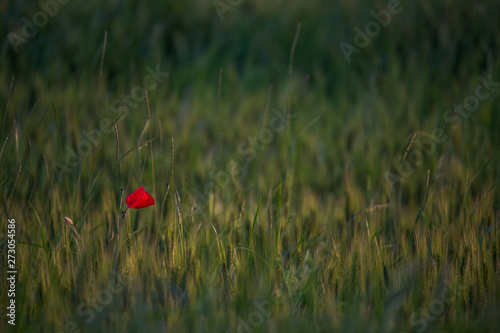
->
126, 186, 155, 209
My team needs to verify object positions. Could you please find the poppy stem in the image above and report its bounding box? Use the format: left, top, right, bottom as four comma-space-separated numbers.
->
112, 206, 129, 274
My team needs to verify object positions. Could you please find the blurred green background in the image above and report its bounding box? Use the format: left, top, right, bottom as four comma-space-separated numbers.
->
1, 0, 499, 332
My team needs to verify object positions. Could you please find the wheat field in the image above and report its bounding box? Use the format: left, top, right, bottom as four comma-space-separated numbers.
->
1, 1, 499, 332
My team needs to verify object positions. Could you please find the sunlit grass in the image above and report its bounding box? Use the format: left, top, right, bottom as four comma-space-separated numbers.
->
1, 1, 499, 332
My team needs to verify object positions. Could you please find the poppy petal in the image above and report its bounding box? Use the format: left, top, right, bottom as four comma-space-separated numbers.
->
126, 186, 155, 209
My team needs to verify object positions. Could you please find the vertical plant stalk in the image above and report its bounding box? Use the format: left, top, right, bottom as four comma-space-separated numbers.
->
155, 183, 170, 255
275, 182, 282, 257
98, 30, 108, 86
114, 123, 120, 177
248, 196, 262, 262
146, 89, 154, 192
175, 190, 185, 267
171, 137, 175, 184
288, 23, 301, 76
145, 89, 157, 229
170, 136, 175, 234
0, 134, 8, 164
2, 75, 14, 129
112, 190, 128, 272
400, 132, 416, 164
407, 170, 431, 260
213, 68, 223, 219
361, 204, 381, 256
